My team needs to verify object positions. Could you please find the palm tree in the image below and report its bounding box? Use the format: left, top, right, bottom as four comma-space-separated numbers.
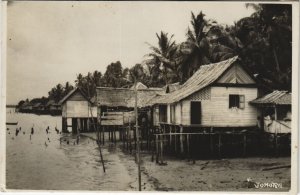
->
177, 12, 211, 82
145, 31, 179, 86
206, 24, 244, 62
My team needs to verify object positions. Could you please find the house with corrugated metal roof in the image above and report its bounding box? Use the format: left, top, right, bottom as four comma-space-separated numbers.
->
151, 56, 259, 129
250, 90, 291, 133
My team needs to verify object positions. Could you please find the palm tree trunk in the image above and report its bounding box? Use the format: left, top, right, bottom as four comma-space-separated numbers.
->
272, 47, 280, 72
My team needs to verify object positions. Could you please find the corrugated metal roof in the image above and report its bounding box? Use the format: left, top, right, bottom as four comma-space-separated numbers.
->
96, 87, 163, 108
250, 90, 291, 105
152, 56, 239, 104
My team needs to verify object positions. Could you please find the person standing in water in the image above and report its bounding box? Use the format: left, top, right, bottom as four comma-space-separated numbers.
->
15, 128, 19, 136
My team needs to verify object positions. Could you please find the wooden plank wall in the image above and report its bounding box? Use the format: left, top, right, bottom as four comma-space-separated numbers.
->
179, 86, 258, 126
62, 101, 97, 118
200, 86, 258, 127
101, 112, 124, 125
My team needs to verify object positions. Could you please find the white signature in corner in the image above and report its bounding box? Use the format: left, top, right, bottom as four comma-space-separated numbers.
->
254, 182, 283, 189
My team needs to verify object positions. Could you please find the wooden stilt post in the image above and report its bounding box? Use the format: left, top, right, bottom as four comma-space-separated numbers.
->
180, 125, 184, 154
243, 134, 247, 157
102, 126, 105, 145
170, 125, 173, 153
174, 126, 177, 154
210, 133, 214, 156
218, 133, 222, 158
275, 133, 278, 157
155, 134, 159, 163
187, 134, 190, 160
160, 134, 164, 164
108, 127, 111, 142
129, 127, 132, 154
114, 126, 117, 144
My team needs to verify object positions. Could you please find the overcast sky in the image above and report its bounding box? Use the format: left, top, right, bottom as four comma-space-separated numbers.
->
6, 1, 255, 104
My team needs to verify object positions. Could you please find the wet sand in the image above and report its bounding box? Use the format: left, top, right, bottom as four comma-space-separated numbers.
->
82, 132, 291, 192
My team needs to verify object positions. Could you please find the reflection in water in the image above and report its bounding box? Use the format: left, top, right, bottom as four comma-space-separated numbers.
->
6, 111, 133, 190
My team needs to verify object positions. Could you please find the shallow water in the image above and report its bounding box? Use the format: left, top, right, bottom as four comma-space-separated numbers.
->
6, 109, 133, 191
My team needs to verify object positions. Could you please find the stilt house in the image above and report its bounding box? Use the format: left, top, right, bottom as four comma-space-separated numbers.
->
59, 88, 97, 133
151, 56, 259, 129
96, 87, 164, 126
250, 90, 291, 133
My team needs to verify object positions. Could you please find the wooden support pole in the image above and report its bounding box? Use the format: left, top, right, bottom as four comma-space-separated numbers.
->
174, 126, 177, 154
187, 134, 190, 160
155, 134, 159, 163
218, 133, 222, 158
180, 126, 184, 154
114, 126, 117, 144
108, 127, 111, 142
160, 134, 164, 164
170, 126, 173, 151
275, 134, 278, 157
210, 133, 214, 156
243, 134, 247, 157
102, 126, 105, 145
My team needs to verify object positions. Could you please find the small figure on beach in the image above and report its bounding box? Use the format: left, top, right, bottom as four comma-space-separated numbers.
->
6, 128, 9, 131
66, 140, 70, 145
48, 137, 50, 142
45, 141, 48, 147
31, 127, 34, 135
23, 131, 25, 135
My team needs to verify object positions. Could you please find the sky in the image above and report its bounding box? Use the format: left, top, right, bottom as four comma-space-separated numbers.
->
6, 1, 255, 104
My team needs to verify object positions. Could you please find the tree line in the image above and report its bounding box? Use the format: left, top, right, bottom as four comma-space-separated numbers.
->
17, 4, 292, 107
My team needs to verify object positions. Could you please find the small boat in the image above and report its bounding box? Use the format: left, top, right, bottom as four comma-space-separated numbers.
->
6, 122, 18, 125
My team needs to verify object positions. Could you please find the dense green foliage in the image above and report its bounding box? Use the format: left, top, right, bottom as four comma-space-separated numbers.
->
17, 4, 292, 107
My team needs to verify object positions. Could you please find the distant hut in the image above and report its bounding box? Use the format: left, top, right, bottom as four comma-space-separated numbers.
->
46, 99, 62, 115
20, 101, 33, 113
250, 90, 291, 134
151, 56, 259, 130
59, 88, 97, 133
32, 103, 42, 113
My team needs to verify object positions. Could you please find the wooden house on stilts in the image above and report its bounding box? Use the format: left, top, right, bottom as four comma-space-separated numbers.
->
250, 90, 291, 134
150, 56, 261, 160
152, 56, 259, 130
59, 88, 97, 133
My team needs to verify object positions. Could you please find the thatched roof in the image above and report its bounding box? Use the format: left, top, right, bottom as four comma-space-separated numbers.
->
96, 87, 163, 108
250, 90, 291, 105
152, 56, 239, 104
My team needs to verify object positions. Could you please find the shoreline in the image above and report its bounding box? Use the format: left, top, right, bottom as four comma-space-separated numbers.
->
80, 132, 291, 192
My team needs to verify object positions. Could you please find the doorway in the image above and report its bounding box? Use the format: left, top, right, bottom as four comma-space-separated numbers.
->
191, 101, 201, 124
